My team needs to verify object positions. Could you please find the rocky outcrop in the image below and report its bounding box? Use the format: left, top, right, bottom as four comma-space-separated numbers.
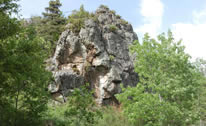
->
49, 6, 138, 105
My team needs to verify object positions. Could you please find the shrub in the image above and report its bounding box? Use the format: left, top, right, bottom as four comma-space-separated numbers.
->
116, 14, 121, 19
120, 19, 128, 25
109, 55, 115, 61
96, 107, 134, 126
110, 10, 116, 15
68, 5, 90, 33
99, 5, 109, 10
44, 84, 102, 126
109, 25, 117, 32
90, 12, 98, 23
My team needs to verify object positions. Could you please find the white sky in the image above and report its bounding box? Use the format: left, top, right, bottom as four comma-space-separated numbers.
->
136, 0, 206, 60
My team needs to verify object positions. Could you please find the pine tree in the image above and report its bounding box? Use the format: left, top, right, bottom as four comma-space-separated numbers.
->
41, 0, 66, 52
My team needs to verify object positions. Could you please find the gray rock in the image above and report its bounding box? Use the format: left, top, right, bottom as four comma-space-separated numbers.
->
50, 6, 139, 105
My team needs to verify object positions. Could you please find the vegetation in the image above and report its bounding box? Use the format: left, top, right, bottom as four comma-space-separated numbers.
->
116, 14, 121, 19
0, 0, 20, 39
109, 55, 115, 61
1, 1, 206, 126
99, 5, 109, 10
109, 25, 118, 32
0, 26, 52, 126
0, 1, 51, 125
110, 10, 116, 15
68, 5, 95, 33
96, 107, 134, 126
41, 0, 66, 52
117, 31, 203, 126
120, 19, 128, 25
44, 85, 102, 126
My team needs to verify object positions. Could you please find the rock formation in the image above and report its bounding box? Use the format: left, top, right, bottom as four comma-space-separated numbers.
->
48, 5, 139, 105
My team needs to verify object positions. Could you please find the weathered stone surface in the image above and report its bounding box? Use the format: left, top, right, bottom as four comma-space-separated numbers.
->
49, 6, 139, 105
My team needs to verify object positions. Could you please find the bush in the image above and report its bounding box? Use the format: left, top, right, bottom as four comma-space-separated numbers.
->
68, 5, 91, 33
110, 10, 116, 15
96, 107, 134, 126
44, 84, 102, 126
116, 14, 121, 19
99, 5, 109, 10
109, 25, 117, 32
109, 55, 115, 61
120, 19, 128, 25
68, 5, 98, 33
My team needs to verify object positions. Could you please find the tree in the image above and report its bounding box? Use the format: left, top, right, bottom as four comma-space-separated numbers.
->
0, 0, 20, 39
45, 84, 102, 126
41, 0, 66, 51
67, 5, 91, 33
0, 26, 52, 126
117, 31, 201, 126
193, 58, 206, 125
0, 1, 52, 125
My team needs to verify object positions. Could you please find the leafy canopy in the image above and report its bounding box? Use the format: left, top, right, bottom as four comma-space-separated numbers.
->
67, 5, 97, 33
45, 84, 102, 126
117, 31, 202, 126
0, 0, 20, 39
0, 26, 52, 126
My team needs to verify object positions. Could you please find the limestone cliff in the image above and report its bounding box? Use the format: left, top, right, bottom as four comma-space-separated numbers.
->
49, 6, 138, 105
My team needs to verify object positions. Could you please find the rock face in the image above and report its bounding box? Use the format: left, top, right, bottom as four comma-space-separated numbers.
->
49, 6, 138, 105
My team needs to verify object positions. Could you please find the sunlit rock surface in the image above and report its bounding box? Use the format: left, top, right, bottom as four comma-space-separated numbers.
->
49, 6, 138, 105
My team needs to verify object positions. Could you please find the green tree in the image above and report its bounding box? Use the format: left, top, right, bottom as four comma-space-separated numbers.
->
193, 58, 206, 125
45, 84, 102, 126
41, 0, 66, 51
0, 27, 52, 126
64, 84, 102, 126
0, 1, 52, 125
117, 31, 201, 126
67, 5, 91, 33
0, 0, 20, 39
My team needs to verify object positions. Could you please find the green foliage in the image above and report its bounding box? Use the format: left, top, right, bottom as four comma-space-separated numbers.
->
90, 12, 99, 22
193, 58, 206, 125
41, 0, 66, 53
85, 61, 92, 72
99, 5, 109, 10
0, 0, 20, 39
0, 27, 52, 126
118, 31, 201, 126
109, 25, 118, 32
68, 5, 92, 33
109, 55, 115, 61
65, 84, 102, 126
110, 10, 116, 15
116, 14, 121, 19
45, 84, 102, 126
0, 0, 19, 14
120, 19, 128, 25
117, 85, 182, 126
96, 107, 134, 126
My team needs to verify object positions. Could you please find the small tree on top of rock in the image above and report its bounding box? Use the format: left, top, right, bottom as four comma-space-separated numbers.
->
67, 5, 91, 33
